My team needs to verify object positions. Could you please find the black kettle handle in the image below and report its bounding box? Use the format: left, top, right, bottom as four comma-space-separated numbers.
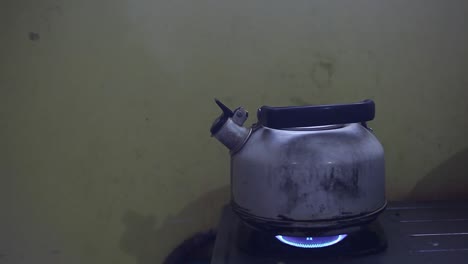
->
257, 99, 375, 129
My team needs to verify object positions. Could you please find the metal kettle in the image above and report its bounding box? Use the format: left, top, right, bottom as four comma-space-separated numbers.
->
210, 99, 385, 236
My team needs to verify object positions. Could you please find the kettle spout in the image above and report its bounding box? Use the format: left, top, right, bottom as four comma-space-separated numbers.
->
210, 99, 250, 151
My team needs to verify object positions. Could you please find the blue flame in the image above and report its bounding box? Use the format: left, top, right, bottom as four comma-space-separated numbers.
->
275, 234, 347, 248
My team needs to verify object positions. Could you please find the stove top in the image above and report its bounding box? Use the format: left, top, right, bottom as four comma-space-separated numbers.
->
211, 201, 468, 264
235, 217, 386, 259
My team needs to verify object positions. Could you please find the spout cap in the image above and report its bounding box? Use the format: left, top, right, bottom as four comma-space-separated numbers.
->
210, 99, 234, 135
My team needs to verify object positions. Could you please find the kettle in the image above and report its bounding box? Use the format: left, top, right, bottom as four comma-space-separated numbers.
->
210, 99, 385, 236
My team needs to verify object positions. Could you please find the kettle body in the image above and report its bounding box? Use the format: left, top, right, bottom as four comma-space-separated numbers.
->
211, 99, 385, 236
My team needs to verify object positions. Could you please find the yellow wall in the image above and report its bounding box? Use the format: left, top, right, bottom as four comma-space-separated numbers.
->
1, 0, 468, 263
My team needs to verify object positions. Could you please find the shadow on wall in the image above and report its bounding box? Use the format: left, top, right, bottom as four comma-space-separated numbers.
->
409, 148, 468, 201
119, 186, 230, 264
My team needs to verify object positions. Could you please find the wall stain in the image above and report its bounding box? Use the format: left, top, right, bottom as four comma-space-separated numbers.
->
319, 60, 335, 77
28, 32, 40, 41
280, 72, 296, 80
310, 58, 335, 89
134, 148, 145, 160
289, 96, 312, 106
49, 249, 61, 255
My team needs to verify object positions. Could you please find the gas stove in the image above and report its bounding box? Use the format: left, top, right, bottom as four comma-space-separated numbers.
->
211, 201, 468, 264
235, 218, 386, 259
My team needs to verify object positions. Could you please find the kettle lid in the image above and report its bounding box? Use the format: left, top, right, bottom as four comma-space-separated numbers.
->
257, 99, 375, 129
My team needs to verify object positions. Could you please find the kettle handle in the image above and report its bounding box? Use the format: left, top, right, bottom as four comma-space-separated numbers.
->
257, 100, 375, 129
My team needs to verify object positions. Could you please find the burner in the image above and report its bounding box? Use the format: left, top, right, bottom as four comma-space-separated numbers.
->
275, 234, 348, 248
236, 219, 387, 258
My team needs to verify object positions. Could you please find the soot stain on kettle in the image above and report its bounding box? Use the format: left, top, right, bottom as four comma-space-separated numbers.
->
277, 165, 311, 214
319, 204, 326, 213
278, 170, 301, 214
277, 214, 296, 221
319, 167, 361, 198
279, 174, 299, 212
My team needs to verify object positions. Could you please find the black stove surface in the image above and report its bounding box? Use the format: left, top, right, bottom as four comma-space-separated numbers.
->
211, 201, 468, 264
